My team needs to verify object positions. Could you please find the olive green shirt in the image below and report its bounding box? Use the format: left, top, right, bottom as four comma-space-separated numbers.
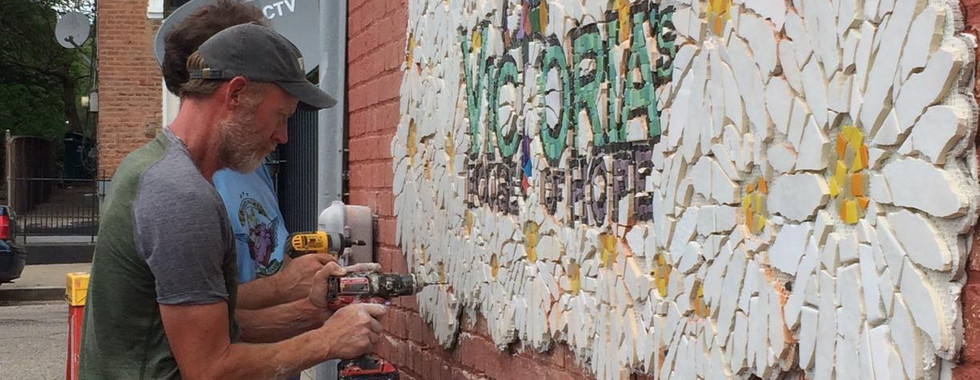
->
79, 129, 240, 379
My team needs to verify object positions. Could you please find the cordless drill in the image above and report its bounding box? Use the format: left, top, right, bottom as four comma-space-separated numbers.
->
285, 231, 365, 257
287, 232, 428, 379
327, 272, 422, 310
330, 273, 433, 380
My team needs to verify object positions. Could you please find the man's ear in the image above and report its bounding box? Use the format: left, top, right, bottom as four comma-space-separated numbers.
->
224, 76, 250, 109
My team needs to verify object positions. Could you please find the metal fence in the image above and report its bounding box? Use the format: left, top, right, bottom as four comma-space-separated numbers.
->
14, 177, 100, 243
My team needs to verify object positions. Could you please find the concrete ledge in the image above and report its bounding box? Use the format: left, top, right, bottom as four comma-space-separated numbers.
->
25, 244, 95, 265
0, 286, 64, 303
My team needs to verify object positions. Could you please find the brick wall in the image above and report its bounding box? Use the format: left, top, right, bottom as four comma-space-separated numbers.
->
957, 2, 980, 378
351, 0, 980, 379
96, 0, 161, 177
346, 1, 603, 379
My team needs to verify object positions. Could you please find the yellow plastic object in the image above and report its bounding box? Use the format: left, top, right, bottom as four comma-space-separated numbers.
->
288, 231, 329, 256
66, 272, 90, 307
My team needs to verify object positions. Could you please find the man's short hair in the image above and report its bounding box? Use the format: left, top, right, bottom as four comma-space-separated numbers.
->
162, 0, 266, 96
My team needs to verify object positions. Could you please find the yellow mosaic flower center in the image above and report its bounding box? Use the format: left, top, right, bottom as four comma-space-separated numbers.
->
567, 262, 581, 294
599, 233, 619, 268
707, 0, 732, 36
490, 254, 499, 278
406, 33, 416, 67
652, 253, 671, 298
407, 119, 418, 165
524, 222, 540, 262
693, 282, 710, 318
829, 125, 870, 225
741, 177, 769, 235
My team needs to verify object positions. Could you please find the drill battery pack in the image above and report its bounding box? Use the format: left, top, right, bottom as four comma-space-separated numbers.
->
338, 355, 399, 380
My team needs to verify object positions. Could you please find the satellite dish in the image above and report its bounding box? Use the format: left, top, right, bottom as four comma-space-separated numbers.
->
55, 11, 91, 49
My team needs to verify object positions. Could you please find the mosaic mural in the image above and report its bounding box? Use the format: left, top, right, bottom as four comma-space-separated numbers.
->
393, 0, 980, 378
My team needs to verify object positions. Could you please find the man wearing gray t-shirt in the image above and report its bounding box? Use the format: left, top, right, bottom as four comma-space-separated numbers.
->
79, 24, 386, 379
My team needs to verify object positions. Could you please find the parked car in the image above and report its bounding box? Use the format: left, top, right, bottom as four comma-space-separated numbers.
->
0, 206, 26, 284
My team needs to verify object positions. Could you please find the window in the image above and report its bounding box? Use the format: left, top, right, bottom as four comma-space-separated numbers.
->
164, 0, 193, 17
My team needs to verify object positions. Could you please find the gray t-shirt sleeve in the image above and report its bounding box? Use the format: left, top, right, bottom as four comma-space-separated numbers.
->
134, 160, 231, 306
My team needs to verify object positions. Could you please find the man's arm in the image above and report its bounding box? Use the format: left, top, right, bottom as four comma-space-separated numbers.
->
160, 301, 386, 380
237, 254, 335, 310
236, 298, 328, 343
236, 262, 383, 342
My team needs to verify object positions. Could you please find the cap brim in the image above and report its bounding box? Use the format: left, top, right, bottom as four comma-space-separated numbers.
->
277, 81, 337, 110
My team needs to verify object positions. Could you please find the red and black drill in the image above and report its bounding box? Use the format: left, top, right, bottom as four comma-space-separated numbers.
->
328, 273, 429, 380
286, 231, 431, 379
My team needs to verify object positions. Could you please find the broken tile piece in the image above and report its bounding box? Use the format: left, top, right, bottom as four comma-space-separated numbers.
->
798, 306, 819, 370
796, 116, 830, 171
891, 295, 925, 380
769, 173, 829, 222
908, 105, 967, 165
894, 49, 960, 133
886, 209, 952, 272
900, 259, 951, 353
881, 158, 967, 217
768, 222, 812, 275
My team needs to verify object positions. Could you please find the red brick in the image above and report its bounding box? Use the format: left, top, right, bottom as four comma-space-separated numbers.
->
451, 366, 483, 380
957, 362, 980, 380
457, 333, 508, 377
962, 283, 980, 363
408, 341, 426, 373
969, 225, 980, 274
395, 293, 419, 311
383, 307, 409, 340
349, 162, 394, 189
375, 334, 398, 363
379, 246, 409, 274
97, 0, 161, 176
396, 337, 413, 369
406, 311, 430, 345
423, 350, 443, 380
349, 100, 400, 138
349, 133, 394, 162
348, 71, 404, 112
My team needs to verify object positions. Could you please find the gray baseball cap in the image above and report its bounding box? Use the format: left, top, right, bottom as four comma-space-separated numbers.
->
189, 23, 336, 109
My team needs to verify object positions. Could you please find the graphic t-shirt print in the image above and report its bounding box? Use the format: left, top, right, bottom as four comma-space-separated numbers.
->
236, 197, 282, 276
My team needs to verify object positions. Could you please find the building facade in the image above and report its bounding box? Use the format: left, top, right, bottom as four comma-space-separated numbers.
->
95, 0, 980, 379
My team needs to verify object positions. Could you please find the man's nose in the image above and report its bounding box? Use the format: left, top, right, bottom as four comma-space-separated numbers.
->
274, 122, 288, 144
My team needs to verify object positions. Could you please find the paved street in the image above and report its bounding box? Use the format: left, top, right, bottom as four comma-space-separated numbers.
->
0, 302, 67, 379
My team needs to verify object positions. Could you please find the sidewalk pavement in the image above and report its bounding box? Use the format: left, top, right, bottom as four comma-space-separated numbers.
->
23, 236, 97, 244
0, 263, 92, 303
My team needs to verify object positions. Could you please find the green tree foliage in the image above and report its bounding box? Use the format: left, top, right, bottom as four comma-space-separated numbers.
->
0, 0, 94, 141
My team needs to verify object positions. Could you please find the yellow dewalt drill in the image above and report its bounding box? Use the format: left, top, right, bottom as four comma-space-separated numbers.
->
285, 231, 366, 257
